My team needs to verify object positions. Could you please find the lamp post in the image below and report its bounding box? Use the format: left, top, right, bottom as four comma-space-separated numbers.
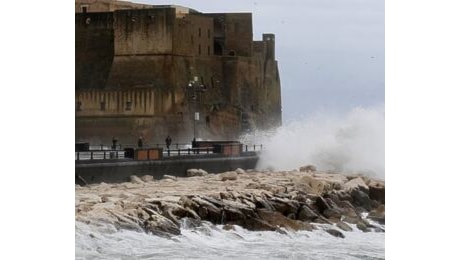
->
187, 76, 206, 140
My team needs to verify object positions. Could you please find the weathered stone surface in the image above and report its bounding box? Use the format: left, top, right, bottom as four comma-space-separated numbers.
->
343, 177, 369, 192
187, 169, 208, 177
326, 229, 345, 238
130, 175, 144, 184
368, 204, 385, 224
221, 171, 238, 181
162, 175, 177, 181
76, 169, 385, 237
297, 205, 319, 222
336, 221, 353, 232
299, 165, 317, 172
141, 175, 154, 182
235, 168, 246, 175
369, 185, 385, 204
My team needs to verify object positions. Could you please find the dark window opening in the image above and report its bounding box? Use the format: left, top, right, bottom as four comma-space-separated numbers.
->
214, 42, 223, 56
76, 101, 82, 111
206, 115, 210, 127
207, 46, 210, 55
198, 28, 201, 37
100, 101, 106, 111
125, 101, 132, 111
228, 50, 236, 56
82, 6, 88, 13
198, 44, 201, 55
207, 29, 210, 38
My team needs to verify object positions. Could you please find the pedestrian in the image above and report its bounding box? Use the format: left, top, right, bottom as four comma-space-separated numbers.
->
112, 136, 118, 150
192, 138, 197, 154
165, 135, 172, 149
137, 136, 143, 148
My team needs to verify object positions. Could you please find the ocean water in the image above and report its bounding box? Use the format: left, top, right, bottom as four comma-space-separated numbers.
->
75, 219, 384, 260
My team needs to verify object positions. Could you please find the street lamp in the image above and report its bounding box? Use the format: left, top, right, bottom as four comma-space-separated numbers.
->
187, 76, 206, 140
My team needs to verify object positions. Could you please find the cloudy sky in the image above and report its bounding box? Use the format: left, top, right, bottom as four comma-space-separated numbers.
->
141, 0, 385, 122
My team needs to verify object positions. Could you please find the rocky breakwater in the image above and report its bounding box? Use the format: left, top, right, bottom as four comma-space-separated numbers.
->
75, 167, 385, 238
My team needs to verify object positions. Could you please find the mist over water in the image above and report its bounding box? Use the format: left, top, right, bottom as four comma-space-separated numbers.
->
241, 105, 385, 179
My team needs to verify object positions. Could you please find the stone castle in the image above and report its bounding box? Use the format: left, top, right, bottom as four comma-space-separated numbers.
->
75, 0, 282, 145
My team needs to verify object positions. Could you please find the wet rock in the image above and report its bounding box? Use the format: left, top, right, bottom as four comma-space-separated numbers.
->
368, 205, 385, 224
350, 189, 373, 211
243, 218, 276, 231
269, 197, 299, 216
323, 208, 343, 220
297, 205, 319, 221
357, 220, 371, 232
315, 196, 332, 213
369, 184, 385, 204
326, 229, 345, 238
336, 221, 353, 232
256, 209, 312, 232
223, 224, 235, 231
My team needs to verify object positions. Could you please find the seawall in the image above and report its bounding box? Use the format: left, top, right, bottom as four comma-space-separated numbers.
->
75, 152, 259, 184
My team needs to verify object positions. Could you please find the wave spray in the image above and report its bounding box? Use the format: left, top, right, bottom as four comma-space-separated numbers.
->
240, 105, 385, 179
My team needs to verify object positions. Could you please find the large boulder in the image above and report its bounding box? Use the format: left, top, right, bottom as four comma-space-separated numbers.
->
343, 177, 369, 192
299, 165, 317, 172
369, 184, 385, 204
350, 189, 373, 211
221, 171, 238, 181
325, 229, 345, 238
257, 209, 313, 231
187, 169, 208, 177
297, 205, 319, 222
368, 204, 385, 224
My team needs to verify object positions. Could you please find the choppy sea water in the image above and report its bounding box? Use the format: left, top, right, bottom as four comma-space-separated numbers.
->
75, 219, 384, 260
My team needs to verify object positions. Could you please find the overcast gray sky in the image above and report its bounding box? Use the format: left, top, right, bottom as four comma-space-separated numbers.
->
141, 0, 385, 122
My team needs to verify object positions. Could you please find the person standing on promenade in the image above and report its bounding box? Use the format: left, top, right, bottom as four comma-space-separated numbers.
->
165, 135, 172, 149
137, 136, 143, 148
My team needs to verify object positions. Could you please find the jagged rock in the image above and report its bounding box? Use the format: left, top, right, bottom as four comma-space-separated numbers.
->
256, 209, 313, 231
297, 205, 319, 221
336, 221, 353, 232
369, 184, 385, 204
235, 168, 246, 175
315, 196, 332, 213
222, 207, 246, 222
295, 175, 330, 195
243, 218, 276, 231
343, 177, 369, 192
368, 205, 385, 224
192, 197, 222, 223
357, 220, 371, 232
326, 229, 345, 238
162, 175, 177, 181
254, 196, 276, 211
186, 169, 208, 177
141, 175, 154, 182
144, 213, 181, 237
223, 224, 235, 231
269, 197, 299, 216
130, 175, 144, 184
221, 171, 238, 181
299, 165, 317, 172
351, 189, 373, 211
323, 208, 343, 221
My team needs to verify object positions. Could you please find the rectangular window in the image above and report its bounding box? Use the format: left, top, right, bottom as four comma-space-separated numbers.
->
198, 28, 201, 37
207, 46, 210, 55
125, 101, 132, 111
100, 101, 106, 111
207, 29, 210, 38
81, 5, 88, 13
198, 44, 201, 55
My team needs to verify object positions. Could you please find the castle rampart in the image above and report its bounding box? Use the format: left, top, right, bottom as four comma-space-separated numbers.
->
75, 1, 282, 145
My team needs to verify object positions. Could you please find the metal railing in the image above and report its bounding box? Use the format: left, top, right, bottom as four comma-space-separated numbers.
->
76, 143, 263, 161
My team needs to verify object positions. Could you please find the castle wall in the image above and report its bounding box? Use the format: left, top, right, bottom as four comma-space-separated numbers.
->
113, 8, 175, 56
75, 3, 282, 144
75, 12, 114, 89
